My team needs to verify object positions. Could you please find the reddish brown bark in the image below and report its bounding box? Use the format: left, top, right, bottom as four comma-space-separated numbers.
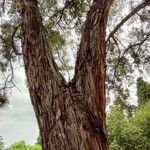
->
19, 0, 113, 149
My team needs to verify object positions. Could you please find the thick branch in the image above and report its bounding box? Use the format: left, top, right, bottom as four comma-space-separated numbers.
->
74, 0, 113, 79
20, 0, 65, 109
73, 0, 113, 131
107, 1, 150, 42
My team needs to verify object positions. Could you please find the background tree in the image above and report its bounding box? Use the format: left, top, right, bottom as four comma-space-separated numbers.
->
107, 102, 150, 150
137, 77, 150, 106
107, 79, 150, 150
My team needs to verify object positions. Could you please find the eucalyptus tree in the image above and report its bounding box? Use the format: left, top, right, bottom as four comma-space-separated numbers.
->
0, 0, 150, 150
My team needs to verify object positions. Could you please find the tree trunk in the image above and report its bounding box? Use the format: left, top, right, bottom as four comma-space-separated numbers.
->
19, 0, 113, 149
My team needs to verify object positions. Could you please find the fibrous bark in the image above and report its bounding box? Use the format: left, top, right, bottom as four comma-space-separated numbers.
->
19, 0, 113, 149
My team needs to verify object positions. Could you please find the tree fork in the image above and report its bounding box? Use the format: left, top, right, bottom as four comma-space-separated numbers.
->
19, 0, 113, 149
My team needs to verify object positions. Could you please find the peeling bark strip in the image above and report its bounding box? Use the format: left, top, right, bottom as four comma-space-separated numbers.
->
20, 0, 113, 150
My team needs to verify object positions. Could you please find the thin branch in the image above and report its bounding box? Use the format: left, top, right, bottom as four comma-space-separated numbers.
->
115, 36, 126, 49
1, 0, 6, 12
0, 60, 15, 93
112, 35, 121, 57
114, 33, 150, 77
0, 47, 17, 93
107, 1, 150, 42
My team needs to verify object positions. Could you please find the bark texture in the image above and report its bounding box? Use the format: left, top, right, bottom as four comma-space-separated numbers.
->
20, 0, 113, 149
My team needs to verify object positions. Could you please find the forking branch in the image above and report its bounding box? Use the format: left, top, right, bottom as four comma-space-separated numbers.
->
107, 0, 150, 43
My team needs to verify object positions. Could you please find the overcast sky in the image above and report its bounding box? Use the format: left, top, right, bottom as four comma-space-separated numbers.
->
0, 68, 39, 148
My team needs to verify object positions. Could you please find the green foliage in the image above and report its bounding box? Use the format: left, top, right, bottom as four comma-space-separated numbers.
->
107, 102, 150, 150
120, 124, 149, 150
107, 105, 126, 149
6, 141, 26, 150
107, 78, 150, 149
46, 26, 66, 51
27, 145, 41, 150
130, 102, 150, 138
6, 141, 41, 150
137, 77, 150, 106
